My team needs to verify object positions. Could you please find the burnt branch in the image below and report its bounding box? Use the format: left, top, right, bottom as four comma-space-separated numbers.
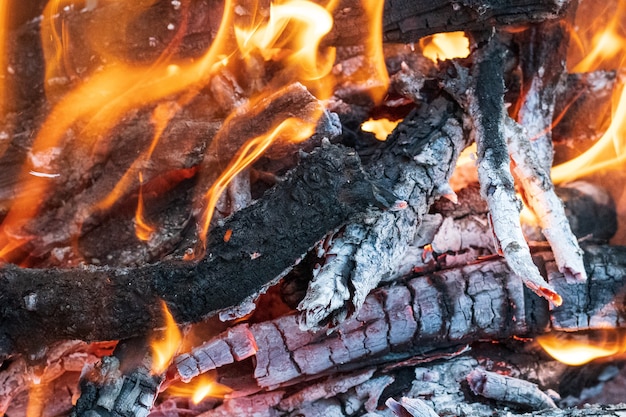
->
443, 32, 560, 304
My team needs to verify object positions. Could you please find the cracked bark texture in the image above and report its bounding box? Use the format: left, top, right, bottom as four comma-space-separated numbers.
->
170, 246, 626, 391
506, 117, 586, 280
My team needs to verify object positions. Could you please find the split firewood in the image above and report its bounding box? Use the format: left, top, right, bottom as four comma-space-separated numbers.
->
72, 339, 164, 417
467, 368, 558, 410
381, 355, 626, 417
4, 245, 626, 415
386, 397, 439, 417
170, 246, 626, 391
0, 340, 112, 416
378, 0, 569, 44
297, 93, 470, 329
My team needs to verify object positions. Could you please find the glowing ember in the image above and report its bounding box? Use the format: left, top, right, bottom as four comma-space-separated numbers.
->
26, 379, 47, 417
151, 300, 182, 375
421, 32, 470, 63
537, 330, 626, 366
361, 118, 400, 141
167, 373, 233, 404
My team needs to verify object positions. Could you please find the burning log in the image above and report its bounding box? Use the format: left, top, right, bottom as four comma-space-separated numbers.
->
506, 117, 586, 280
0, 141, 383, 358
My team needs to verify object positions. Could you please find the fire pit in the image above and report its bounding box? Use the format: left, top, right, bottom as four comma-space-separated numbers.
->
0, 0, 626, 415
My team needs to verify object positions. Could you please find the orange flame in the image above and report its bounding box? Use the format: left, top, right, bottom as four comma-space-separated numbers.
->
0, 0, 391, 262
552, 0, 626, 183
421, 32, 470, 63
537, 330, 626, 366
135, 172, 155, 242
167, 373, 233, 404
234, 0, 336, 86
150, 300, 183, 375
353, 0, 389, 104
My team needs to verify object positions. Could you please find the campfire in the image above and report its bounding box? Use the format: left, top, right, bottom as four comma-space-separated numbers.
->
1, 0, 626, 415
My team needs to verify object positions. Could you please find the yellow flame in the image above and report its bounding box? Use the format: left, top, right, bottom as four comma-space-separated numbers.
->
537, 331, 626, 366
421, 32, 470, 63
355, 0, 389, 104
235, 0, 336, 84
551, 0, 626, 183
361, 118, 400, 141
0, 0, 392, 262
167, 373, 233, 404
151, 300, 183, 374
0, 0, 236, 260
552, 81, 626, 183
552, 1, 626, 183
571, 1, 626, 73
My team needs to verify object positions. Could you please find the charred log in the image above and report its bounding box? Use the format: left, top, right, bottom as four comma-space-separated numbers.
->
0, 142, 381, 359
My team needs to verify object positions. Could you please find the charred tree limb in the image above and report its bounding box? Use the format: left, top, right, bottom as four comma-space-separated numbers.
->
0, 143, 382, 359
443, 32, 560, 304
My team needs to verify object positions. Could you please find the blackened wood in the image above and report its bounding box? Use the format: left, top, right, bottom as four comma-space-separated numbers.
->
513, 12, 573, 172
380, 0, 568, 43
0, 143, 380, 358
446, 31, 559, 304
3, 0, 570, 118
552, 70, 621, 164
